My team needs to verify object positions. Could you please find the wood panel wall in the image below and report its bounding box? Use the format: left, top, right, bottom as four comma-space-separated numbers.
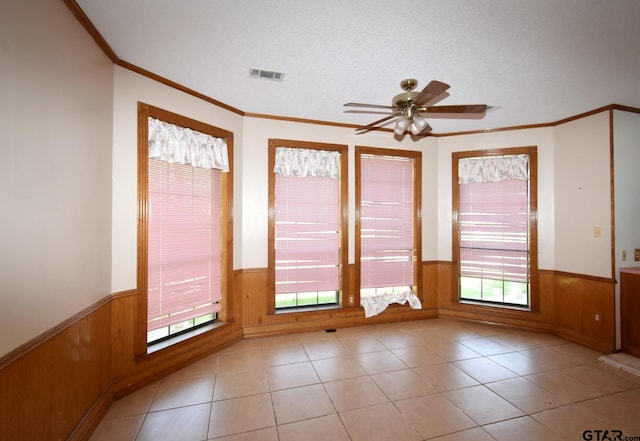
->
0, 264, 616, 441
552, 271, 616, 353
0, 290, 243, 441
435, 263, 615, 353
240, 264, 438, 338
0, 299, 112, 441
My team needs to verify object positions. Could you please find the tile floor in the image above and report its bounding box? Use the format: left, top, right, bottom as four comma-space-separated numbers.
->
90, 318, 640, 441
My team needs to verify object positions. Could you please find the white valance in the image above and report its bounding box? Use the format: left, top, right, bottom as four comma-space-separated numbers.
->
148, 117, 229, 172
459, 154, 528, 184
273, 147, 340, 178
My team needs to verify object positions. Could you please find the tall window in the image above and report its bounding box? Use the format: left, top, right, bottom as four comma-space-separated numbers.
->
453, 147, 537, 309
356, 147, 422, 315
137, 103, 233, 352
268, 140, 348, 311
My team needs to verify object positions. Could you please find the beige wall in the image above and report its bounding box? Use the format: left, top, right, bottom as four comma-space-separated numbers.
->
0, 0, 113, 356
554, 112, 612, 278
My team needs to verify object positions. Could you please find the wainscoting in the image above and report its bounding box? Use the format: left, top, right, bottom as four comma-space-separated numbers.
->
434, 263, 615, 353
240, 265, 438, 338
0, 299, 112, 441
552, 270, 616, 353
0, 263, 616, 440
0, 291, 243, 441
238, 263, 614, 353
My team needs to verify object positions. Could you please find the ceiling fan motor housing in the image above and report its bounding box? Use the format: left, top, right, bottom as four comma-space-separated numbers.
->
394, 92, 419, 117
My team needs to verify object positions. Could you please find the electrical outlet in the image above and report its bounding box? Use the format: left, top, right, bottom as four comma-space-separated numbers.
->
594, 313, 601, 322
593, 226, 601, 238
635, 248, 640, 261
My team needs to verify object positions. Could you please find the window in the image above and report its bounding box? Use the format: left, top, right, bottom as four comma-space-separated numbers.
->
137, 103, 233, 353
453, 147, 538, 309
355, 147, 422, 313
268, 139, 348, 312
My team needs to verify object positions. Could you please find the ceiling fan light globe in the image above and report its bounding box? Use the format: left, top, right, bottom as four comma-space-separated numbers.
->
414, 114, 428, 129
410, 115, 428, 134
394, 116, 409, 135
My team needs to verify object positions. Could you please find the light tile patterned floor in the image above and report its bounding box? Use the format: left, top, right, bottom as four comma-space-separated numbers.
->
90, 318, 640, 440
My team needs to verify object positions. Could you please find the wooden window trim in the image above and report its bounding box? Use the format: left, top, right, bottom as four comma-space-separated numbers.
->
136, 102, 234, 357
354, 146, 423, 307
451, 146, 539, 312
267, 139, 349, 314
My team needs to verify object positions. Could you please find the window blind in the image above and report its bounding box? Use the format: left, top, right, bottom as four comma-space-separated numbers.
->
458, 178, 529, 283
360, 154, 414, 288
274, 173, 340, 295
147, 159, 221, 333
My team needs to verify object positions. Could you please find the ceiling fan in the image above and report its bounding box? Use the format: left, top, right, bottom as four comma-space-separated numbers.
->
344, 79, 488, 135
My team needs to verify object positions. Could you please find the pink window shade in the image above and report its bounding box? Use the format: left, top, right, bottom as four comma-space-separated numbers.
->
360, 154, 414, 289
459, 179, 529, 283
275, 174, 340, 294
148, 159, 221, 332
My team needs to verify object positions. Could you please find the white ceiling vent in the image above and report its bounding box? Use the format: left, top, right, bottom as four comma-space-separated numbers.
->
249, 68, 285, 81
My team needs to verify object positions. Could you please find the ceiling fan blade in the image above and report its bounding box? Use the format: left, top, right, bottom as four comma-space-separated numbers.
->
414, 80, 450, 106
345, 110, 394, 115
344, 102, 394, 110
355, 113, 400, 133
423, 104, 488, 114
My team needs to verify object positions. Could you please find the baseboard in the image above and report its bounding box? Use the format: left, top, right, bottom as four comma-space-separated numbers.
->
437, 308, 554, 334
244, 307, 439, 338
555, 327, 615, 354
66, 386, 114, 441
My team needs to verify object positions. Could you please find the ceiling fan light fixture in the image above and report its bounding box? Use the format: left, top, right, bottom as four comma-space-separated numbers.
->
410, 115, 428, 135
394, 116, 410, 135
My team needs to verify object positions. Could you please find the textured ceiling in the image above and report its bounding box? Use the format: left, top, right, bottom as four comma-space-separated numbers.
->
76, 0, 640, 134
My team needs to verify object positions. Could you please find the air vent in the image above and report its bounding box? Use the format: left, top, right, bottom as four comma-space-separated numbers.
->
249, 68, 285, 81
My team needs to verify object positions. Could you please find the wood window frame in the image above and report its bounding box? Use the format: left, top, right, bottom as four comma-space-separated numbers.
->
451, 146, 539, 312
267, 139, 349, 314
354, 146, 423, 308
136, 102, 234, 357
